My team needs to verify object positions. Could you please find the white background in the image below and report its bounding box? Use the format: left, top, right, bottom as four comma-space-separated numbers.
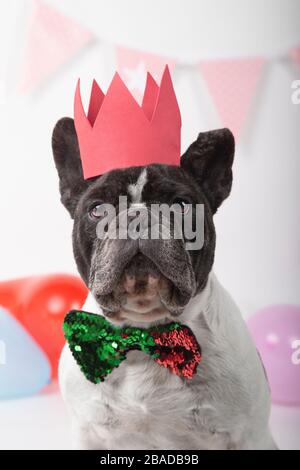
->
0, 0, 299, 449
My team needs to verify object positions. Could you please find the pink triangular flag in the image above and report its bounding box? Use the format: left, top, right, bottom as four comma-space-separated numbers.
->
290, 47, 300, 66
199, 57, 264, 139
116, 46, 176, 102
19, 0, 93, 92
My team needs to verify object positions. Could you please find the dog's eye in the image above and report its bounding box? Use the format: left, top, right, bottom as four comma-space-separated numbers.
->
89, 204, 103, 220
173, 198, 191, 214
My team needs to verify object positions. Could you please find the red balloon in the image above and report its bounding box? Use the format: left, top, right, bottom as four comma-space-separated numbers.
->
0, 274, 87, 378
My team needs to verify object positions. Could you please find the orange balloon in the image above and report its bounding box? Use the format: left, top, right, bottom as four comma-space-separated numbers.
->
0, 274, 87, 378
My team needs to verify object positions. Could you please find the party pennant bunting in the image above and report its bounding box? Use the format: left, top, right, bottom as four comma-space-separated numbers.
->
19, 0, 94, 92
199, 57, 264, 139
290, 47, 300, 67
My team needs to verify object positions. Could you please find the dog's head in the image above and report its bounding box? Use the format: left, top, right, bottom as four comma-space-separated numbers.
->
52, 117, 234, 324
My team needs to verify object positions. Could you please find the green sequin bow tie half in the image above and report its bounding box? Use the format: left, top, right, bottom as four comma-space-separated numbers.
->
63, 310, 202, 383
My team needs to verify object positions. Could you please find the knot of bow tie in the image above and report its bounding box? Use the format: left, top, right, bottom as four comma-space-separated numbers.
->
63, 310, 202, 383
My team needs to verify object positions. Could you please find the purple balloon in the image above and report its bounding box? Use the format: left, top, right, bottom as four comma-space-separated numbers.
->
247, 304, 300, 406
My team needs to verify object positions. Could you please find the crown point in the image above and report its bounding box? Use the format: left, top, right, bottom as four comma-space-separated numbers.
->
142, 72, 159, 120
74, 78, 90, 129
106, 72, 132, 100
161, 64, 172, 87
112, 71, 123, 83
74, 78, 81, 101
153, 64, 181, 128
87, 79, 104, 126
160, 65, 172, 84
97, 70, 145, 123
147, 71, 157, 82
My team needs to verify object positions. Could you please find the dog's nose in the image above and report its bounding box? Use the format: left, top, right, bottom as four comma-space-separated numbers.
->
123, 273, 159, 297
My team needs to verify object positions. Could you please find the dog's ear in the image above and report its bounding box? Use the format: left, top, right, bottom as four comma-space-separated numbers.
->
181, 128, 234, 214
52, 117, 91, 218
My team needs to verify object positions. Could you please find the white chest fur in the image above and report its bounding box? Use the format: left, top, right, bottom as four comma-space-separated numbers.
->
59, 273, 276, 450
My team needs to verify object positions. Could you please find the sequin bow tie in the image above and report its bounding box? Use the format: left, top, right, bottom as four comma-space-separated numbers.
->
63, 310, 202, 384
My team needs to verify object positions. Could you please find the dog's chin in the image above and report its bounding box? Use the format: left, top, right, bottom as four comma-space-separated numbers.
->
111, 305, 172, 325
98, 294, 177, 326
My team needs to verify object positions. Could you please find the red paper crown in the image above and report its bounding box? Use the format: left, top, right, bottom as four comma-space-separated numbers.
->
74, 66, 181, 179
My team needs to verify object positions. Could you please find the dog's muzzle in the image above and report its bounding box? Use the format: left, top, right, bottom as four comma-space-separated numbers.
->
88, 207, 196, 320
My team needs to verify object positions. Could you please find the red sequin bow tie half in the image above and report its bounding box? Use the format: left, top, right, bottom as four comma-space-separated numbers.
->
63, 310, 202, 383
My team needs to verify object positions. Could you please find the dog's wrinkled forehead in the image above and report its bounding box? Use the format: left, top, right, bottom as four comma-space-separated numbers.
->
79, 163, 200, 209
127, 168, 148, 203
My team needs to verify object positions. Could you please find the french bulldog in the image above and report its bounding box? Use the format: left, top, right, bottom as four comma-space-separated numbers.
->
52, 117, 277, 450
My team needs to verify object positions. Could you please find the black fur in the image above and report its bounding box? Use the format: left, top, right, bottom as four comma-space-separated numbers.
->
181, 128, 234, 214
